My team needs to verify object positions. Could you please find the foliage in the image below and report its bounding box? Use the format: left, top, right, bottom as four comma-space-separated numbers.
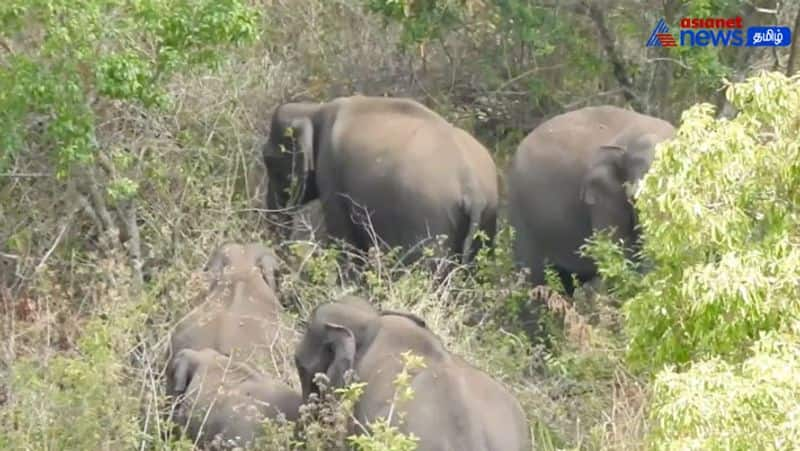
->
347, 351, 424, 451
5, 0, 797, 449
0, 0, 259, 175
1, 323, 139, 449
364, 0, 475, 46
295, 374, 361, 450
649, 327, 800, 449
616, 72, 800, 368
0, 257, 173, 449
582, 70, 800, 450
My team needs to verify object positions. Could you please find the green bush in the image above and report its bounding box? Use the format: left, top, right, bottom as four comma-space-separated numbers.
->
0, 0, 259, 174
650, 326, 800, 449
586, 71, 800, 449
602, 72, 800, 369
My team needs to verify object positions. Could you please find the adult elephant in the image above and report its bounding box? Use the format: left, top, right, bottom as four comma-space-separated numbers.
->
294, 298, 531, 451
508, 106, 674, 293
169, 242, 289, 366
167, 348, 302, 449
263, 96, 499, 264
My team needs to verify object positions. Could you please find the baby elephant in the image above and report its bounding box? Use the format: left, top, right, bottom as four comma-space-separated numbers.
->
294, 298, 531, 451
167, 348, 302, 449
170, 242, 289, 367
166, 243, 296, 447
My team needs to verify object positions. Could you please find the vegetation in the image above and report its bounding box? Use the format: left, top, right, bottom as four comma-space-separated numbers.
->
1, 0, 799, 450
587, 71, 800, 449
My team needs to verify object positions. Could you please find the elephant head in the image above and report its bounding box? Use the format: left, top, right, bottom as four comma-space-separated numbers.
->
293, 298, 427, 399
580, 131, 670, 254
263, 103, 321, 215
204, 242, 281, 291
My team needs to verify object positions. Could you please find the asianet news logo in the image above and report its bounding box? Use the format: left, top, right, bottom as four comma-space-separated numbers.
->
646, 17, 791, 47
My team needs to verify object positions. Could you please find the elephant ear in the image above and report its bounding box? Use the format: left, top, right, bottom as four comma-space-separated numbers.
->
621, 133, 661, 199
580, 145, 625, 206
380, 310, 427, 329
289, 117, 315, 173
324, 323, 356, 388
255, 247, 280, 290
170, 349, 200, 395
203, 245, 231, 285
580, 145, 636, 238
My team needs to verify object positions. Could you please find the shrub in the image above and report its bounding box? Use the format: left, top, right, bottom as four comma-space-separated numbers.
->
590, 72, 800, 369
587, 71, 800, 450
0, 0, 259, 174
650, 326, 800, 449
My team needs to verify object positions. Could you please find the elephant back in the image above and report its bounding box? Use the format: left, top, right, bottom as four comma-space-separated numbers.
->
399, 361, 530, 451
169, 348, 301, 448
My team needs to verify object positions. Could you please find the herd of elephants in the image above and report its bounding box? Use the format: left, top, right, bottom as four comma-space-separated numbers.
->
166, 96, 675, 449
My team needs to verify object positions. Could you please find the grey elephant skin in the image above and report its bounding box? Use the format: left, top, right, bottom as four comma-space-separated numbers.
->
170, 243, 288, 364
166, 243, 299, 448
167, 348, 301, 449
264, 95, 499, 263
508, 105, 675, 292
294, 298, 531, 451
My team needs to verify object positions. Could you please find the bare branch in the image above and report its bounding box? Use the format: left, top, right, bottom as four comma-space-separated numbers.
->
646, 57, 690, 70
35, 222, 70, 274
491, 64, 568, 95
788, 6, 800, 75
85, 167, 117, 237
0, 38, 13, 56
119, 200, 144, 290
75, 193, 105, 232
580, 2, 642, 111
0, 173, 53, 178
563, 88, 626, 109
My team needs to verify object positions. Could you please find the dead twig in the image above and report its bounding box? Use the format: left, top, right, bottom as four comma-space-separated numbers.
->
35, 221, 70, 274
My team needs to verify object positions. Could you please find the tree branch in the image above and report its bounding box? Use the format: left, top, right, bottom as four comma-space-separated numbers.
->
84, 167, 117, 241
119, 200, 144, 291
787, 6, 800, 75
580, 2, 642, 111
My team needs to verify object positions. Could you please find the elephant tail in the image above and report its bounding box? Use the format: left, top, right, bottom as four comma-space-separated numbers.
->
460, 197, 486, 265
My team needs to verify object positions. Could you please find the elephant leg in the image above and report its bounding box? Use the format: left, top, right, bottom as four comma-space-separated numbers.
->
556, 267, 576, 296
513, 231, 546, 286
316, 194, 364, 283
321, 194, 363, 250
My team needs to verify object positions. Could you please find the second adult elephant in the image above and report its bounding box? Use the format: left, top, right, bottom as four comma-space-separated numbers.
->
508, 106, 675, 293
294, 298, 531, 451
263, 96, 499, 263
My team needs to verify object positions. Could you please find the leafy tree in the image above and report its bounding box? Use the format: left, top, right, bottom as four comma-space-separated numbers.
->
587, 68, 800, 450
0, 0, 259, 285
650, 326, 800, 449
623, 72, 800, 367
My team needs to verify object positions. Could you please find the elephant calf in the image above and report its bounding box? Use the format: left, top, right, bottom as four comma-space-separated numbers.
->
264, 95, 499, 264
170, 242, 290, 367
167, 243, 297, 447
508, 105, 675, 293
294, 298, 531, 451
167, 348, 302, 449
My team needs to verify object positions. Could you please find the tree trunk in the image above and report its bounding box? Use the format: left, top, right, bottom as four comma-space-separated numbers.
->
787, 6, 800, 75
582, 2, 643, 111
